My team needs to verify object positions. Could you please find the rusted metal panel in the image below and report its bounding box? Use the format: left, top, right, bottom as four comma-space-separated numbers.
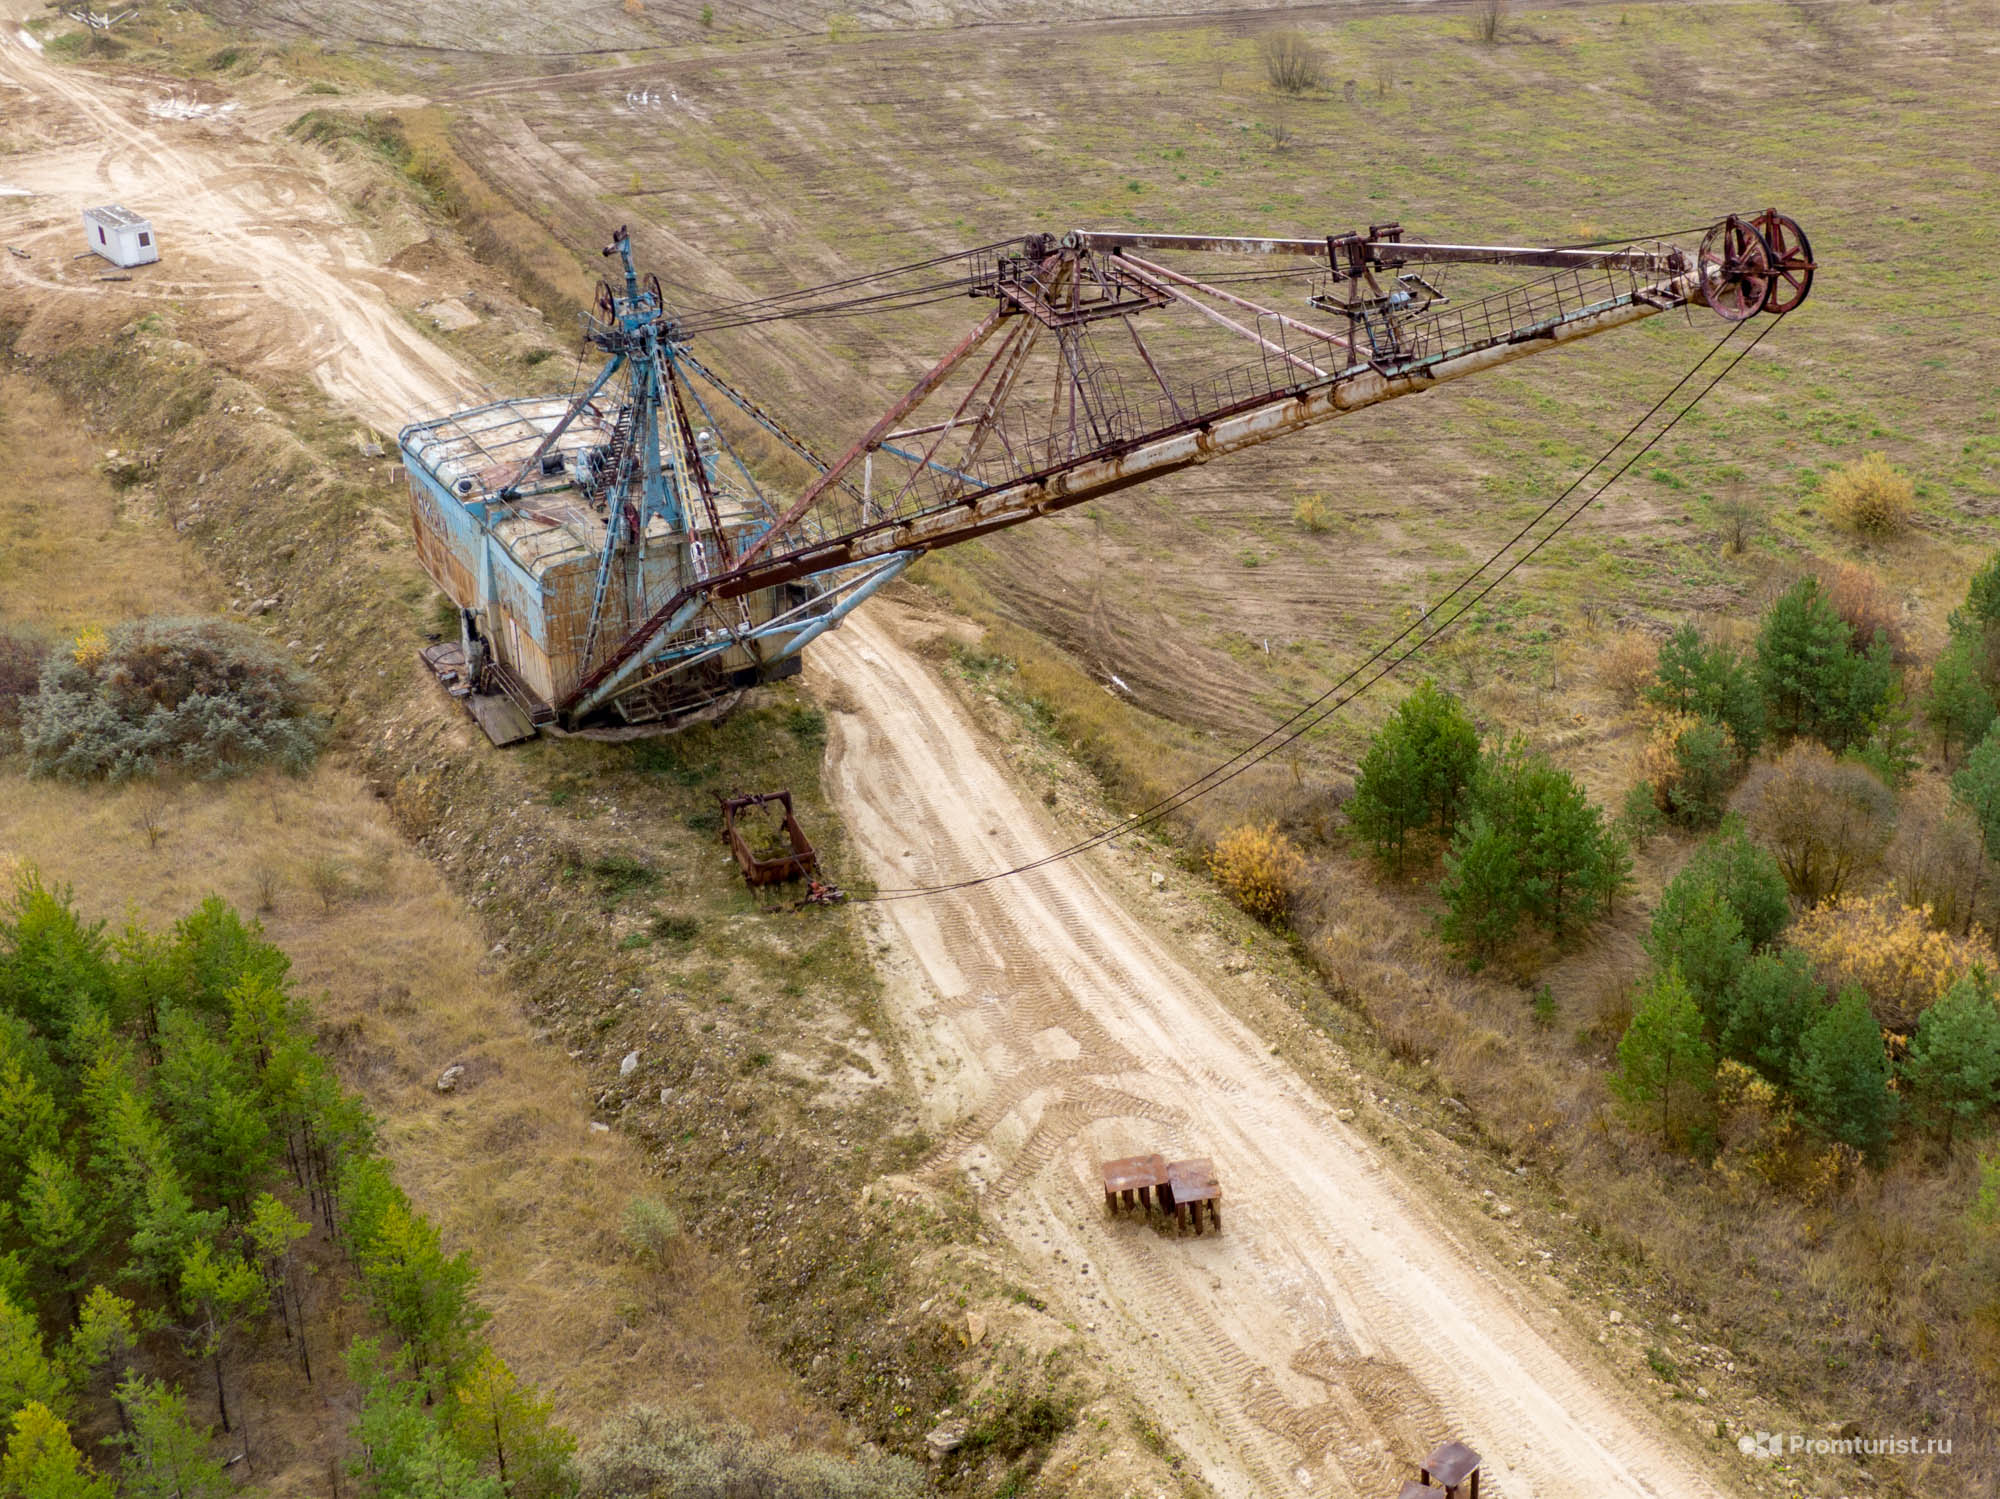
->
1101, 1154, 1166, 1215
1420, 1441, 1483, 1499
1163, 1158, 1222, 1235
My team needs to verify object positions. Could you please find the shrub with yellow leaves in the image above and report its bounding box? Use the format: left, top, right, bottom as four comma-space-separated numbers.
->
1713, 1060, 1861, 1203
1823, 451, 1915, 538
1790, 890, 1989, 1032
1208, 821, 1306, 923
1291, 493, 1334, 533
70, 625, 108, 670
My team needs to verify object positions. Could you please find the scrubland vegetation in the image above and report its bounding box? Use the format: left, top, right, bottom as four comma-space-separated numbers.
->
15, 618, 325, 783
1176, 529, 2000, 1478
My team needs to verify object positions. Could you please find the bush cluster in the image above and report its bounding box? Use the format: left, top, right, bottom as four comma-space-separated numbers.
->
1791, 891, 1988, 1032
1624, 575, 1906, 837
1257, 30, 1324, 94
1208, 822, 1306, 923
20, 618, 325, 782
1344, 682, 1626, 960
1823, 451, 1915, 537
1618, 826, 2000, 1159
582, 1408, 926, 1499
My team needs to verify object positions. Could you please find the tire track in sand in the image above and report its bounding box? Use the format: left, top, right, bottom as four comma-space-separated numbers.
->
810, 611, 1734, 1499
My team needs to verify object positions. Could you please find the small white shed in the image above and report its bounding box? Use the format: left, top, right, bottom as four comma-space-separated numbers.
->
81, 205, 159, 268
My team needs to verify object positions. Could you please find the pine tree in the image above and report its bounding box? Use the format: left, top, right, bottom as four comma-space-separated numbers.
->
1648, 623, 1766, 753
1951, 550, 2000, 692
1927, 635, 1996, 766
350, 1348, 501, 1499
1719, 948, 1824, 1091
0, 1041, 61, 1209
0, 873, 115, 1051
447, 1350, 575, 1499
245, 1196, 311, 1380
1662, 718, 1737, 829
79, 1063, 169, 1248
17, 1153, 99, 1323
66, 1289, 136, 1406
357, 1204, 489, 1389
107, 918, 176, 1046
1903, 973, 2000, 1148
1613, 964, 1717, 1149
1475, 742, 1626, 936
1346, 680, 1481, 870
1681, 819, 1792, 951
127, 1167, 225, 1299
1437, 811, 1521, 963
168, 898, 290, 1020
0, 1291, 66, 1420
114, 1377, 229, 1499
175, 1241, 264, 1434
1796, 986, 1898, 1157
1644, 875, 1749, 1025
1518, 758, 1615, 936
0, 1403, 113, 1499
1953, 722, 2000, 859
1755, 576, 1896, 750
152, 1009, 272, 1214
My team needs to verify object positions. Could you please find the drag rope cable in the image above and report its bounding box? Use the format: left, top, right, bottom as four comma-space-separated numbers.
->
857, 313, 1784, 902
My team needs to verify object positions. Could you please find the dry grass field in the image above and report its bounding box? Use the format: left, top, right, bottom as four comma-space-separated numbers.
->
415, 0, 2000, 798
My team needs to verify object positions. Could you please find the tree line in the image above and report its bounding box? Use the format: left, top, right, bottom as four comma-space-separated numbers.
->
0, 873, 573, 1499
1334, 551, 2000, 1170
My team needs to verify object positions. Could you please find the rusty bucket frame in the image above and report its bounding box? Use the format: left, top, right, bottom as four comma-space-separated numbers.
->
719, 789, 819, 886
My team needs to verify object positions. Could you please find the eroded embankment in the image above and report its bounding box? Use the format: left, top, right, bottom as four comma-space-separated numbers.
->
0, 306, 1190, 1495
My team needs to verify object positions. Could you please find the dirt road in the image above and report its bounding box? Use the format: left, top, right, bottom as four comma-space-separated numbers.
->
1, 29, 1733, 1499
813, 613, 1730, 1498
0, 18, 475, 427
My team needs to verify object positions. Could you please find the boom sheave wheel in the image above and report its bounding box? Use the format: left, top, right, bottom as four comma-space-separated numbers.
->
1698, 216, 1775, 322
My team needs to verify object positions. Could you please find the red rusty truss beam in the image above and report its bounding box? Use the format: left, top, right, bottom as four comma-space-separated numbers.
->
731, 306, 1006, 572
708, 253, 1709, 602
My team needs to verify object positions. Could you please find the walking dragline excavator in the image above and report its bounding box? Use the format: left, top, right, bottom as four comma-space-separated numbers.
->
399, 211, 1811, 743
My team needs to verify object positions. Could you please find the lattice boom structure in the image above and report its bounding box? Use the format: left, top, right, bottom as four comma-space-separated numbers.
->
400, 212, 1810, 735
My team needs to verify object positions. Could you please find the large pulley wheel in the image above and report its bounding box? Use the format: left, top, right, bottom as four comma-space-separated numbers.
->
594, 279, 618, 324
644, 272, 665, 310
1754, 210, 1814, 314
1698, 216, 1774, 323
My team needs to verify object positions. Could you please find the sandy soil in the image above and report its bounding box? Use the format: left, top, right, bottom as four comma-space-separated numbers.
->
0, 20, 476, 428
1, 23, 1735, 1497
811, 606, 1731, 1499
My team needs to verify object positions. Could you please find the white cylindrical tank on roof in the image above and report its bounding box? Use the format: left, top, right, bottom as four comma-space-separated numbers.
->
81, 205, 159, 269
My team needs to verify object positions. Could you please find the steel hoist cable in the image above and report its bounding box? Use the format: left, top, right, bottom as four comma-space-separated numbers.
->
855, 313, 1786, 903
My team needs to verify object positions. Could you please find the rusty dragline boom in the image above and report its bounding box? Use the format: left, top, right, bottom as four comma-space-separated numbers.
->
399, 211, 1811, 739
